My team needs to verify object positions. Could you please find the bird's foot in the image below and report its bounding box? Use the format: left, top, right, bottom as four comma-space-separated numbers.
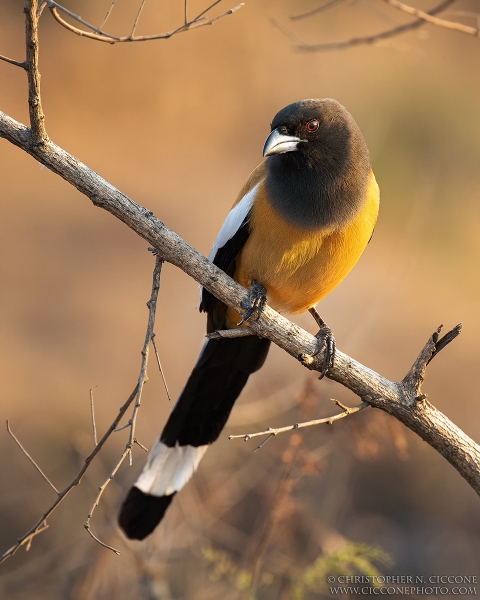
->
237, 281, 267, 326
309, 307, 336, 380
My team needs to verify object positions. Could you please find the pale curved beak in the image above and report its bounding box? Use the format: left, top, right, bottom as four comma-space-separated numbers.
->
262, 128, 305, 157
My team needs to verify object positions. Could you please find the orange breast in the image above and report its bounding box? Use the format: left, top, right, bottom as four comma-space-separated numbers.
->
225, 171, 379, 327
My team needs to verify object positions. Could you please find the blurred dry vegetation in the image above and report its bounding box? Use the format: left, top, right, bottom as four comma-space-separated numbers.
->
1, 0, 480, 597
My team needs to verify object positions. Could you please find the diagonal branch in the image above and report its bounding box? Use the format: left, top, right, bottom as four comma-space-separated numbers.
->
0, 54, 27, 69
384, 0, 480, 37
294, 0, 456, 52
1, 110, 479, 501
6, 421, 59, 494
0, 385, 138, 565
291, 0, 349, 22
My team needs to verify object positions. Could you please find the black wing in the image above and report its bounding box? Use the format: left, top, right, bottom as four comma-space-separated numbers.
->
200, 212, 251, 333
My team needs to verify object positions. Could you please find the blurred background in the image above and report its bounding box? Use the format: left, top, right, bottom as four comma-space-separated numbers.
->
1, 0, 480, 597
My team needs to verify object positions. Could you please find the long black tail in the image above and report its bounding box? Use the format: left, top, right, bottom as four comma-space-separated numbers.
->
118, 334, 270, 540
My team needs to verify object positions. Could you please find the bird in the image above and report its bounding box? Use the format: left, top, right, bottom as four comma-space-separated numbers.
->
118, 98, 379, 540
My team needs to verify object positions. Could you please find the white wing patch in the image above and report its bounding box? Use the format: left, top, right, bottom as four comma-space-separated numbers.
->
208, 183, 258, 262
134, 440, 208, 497
199, 183, 258, 301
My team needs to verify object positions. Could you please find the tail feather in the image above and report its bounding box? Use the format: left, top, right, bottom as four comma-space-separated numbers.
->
118, 486, 175, 541
118, 335, 270, 540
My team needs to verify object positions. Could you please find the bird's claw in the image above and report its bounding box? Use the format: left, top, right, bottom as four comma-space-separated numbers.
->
313, 325, 336, 380
306, 307, 336, 379
237, 281, 267, 326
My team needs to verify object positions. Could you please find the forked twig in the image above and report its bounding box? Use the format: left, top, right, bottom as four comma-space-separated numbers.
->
0, 252, 165, 561
46, 0, 244, 45
0, 385, 138, 565
229, 399, 369, 451
84, 254, 163, 553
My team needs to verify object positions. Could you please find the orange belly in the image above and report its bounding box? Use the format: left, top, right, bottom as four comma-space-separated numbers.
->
226, 171, 379, 327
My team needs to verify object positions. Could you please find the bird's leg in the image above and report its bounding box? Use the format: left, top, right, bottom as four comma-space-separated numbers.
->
308, 307, 336, 380
237, 280, 267, 326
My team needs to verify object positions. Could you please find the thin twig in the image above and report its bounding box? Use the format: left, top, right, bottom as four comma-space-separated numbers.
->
184, 0, 188, 24
84, 254, 163, 553
89, 386, 98, 447
294, 0, 455, 51
0, 54, 27, 69
0, 385, 138, 564
46, 1, 117, 39
99, 0, 117, 29
6, 420, 59, 494
47, 0, 243, 44
130, 0, 148, 38
230, 400, 369, 449
151, 333, 172, 402
36, 0, 47, 17
195, 0, 223, 21
291, 0, 349, 21
384, 0, 480, 37
429, 323, 462, 363
25, 0, 48, 144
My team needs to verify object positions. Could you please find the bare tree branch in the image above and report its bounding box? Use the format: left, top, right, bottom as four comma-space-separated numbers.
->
293, 0, 456, 52
0, 54, 27, 69
0, 385, 138, 564
1, 108, 478, 500
384, 0, 480, 37
291, 0, 349, 22
84, 254, 163, 553
24, 0, 47, 145
229, 399, 370, 451
6, 421, 60, 494
1, 0, 480, 565
45, 0, 244, 45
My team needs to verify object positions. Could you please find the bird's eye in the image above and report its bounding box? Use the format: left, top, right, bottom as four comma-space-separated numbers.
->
306, 120, 319, 132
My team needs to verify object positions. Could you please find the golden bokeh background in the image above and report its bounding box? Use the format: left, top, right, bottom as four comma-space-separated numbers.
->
1, 0, 480, 597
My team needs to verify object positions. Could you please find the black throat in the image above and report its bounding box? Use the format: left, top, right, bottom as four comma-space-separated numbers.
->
265, 135, 371, 231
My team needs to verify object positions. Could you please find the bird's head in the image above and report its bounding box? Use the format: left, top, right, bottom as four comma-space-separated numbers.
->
263, 98, 364, 168
262, 99, 371, 229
